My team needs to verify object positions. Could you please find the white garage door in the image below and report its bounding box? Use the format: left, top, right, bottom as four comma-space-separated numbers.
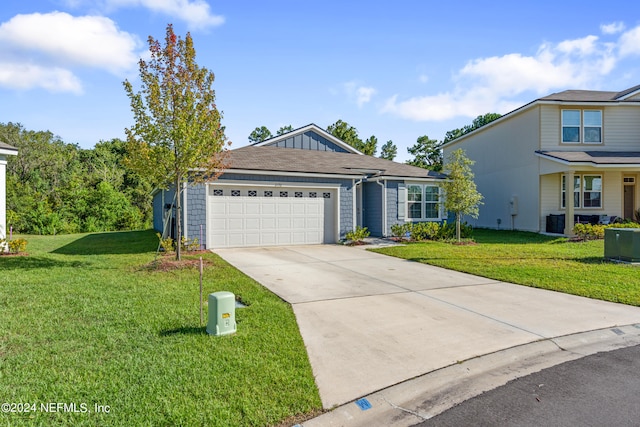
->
208, 185, 337, 248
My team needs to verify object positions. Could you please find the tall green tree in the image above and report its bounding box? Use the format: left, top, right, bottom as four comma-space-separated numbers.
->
406, 135, 443, 171
276, 125, 294, 135
123, 24, 228, 260
362, 135, 377, 156
327, 120, 365, 153
443, 113, 502, 143
442, 149, 483, 242
379, 140, 397, 161
248, 126, 272, 143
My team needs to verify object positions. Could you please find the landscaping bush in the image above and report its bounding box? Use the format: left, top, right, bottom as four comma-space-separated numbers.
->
346, 226, 370, 243
410, 221, 441, 241
573, 222, 640, 241
0, 238, 28, 254
391, 223, 410, 239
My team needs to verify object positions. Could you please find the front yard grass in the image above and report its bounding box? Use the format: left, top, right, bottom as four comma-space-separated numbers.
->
0, 230, 321, 426
373, 229, 640, 306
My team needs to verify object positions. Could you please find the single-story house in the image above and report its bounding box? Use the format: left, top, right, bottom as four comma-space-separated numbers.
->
442, 85, 640, 235
0, 141, 18, 240
153, 124, 447, 248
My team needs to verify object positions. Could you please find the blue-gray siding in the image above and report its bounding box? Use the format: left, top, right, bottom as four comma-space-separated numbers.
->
385, 180, 401, 236
186, 184, 207, 248
267, 131, 350, 152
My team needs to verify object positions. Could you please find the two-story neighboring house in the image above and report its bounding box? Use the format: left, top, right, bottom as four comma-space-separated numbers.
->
442, 85, 640, 235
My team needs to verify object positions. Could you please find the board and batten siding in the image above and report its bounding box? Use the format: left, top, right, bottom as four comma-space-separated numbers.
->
444, 106, 542, 231
267, 131, 350, 152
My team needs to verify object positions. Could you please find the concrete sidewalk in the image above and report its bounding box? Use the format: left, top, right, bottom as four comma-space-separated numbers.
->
214, 245, 640, 419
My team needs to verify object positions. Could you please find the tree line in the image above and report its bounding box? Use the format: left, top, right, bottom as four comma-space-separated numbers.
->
2, 122, 153, 235
248, 112, 501, 172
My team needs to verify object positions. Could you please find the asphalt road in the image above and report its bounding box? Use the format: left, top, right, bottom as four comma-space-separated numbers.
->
415, 344, 640, 427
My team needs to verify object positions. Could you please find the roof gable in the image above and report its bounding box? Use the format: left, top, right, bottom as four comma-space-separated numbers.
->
252, 124, 363, 154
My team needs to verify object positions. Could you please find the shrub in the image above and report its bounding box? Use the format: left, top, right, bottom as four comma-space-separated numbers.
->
7, 238, 28, 254
391, 223, 410, 239
181, 236, 200, 252
573, 222, 640, 241
157, 233, 174, 253
345, 226, 370, 242
410, 222, 441, 241
436, 221, 473, 240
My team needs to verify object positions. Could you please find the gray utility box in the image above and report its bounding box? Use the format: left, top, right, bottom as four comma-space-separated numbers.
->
207, 291, 237, 336
604, 228, 640, 262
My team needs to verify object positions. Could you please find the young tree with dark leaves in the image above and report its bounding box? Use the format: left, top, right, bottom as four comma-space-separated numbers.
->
123, 24, 229, 260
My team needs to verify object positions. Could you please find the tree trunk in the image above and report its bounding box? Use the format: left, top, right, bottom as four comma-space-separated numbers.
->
456, 212, 461, 242
175, 174, 182, 261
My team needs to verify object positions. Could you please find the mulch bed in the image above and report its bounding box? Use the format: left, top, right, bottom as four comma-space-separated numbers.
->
144, 251, 213, 272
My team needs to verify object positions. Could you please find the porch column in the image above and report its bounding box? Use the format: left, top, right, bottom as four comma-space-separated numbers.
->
564, 171, 575, 236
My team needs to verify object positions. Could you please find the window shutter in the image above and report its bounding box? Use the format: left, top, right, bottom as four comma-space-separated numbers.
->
398, 184, 406, 220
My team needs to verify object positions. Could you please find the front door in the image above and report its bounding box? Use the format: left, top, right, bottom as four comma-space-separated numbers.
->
624, 184, 635, 220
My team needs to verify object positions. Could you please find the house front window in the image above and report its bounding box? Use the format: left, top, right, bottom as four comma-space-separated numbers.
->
561, 110, 602, 144
562, 174, 602, 208
407, 184, 441, 220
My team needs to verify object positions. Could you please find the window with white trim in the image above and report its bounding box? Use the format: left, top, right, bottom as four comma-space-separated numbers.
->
562, 110, 602, 144
407, 184, 441, 220
562, 174, 602, 208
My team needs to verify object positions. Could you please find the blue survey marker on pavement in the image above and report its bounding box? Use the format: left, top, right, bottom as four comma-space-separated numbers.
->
355, 398, 372, 410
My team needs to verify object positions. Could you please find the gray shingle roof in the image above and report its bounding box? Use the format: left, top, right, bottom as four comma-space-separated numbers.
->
537, 151, 640, 165
539, 85, 640, 102
0, 141, 18, 152
226, 146, 446, 179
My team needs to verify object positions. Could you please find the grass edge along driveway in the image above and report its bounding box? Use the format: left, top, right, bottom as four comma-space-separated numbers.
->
0, 230, 321, 426
372, 229, 640, 307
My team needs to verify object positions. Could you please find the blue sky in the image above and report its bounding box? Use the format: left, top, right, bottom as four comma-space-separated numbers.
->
1, 1, 640, 162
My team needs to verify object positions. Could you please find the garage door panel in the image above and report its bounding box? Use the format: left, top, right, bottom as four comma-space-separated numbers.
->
245, 202, 261, 214
208, 185, 336, 248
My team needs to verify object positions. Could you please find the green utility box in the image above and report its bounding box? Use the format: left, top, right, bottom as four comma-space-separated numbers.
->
207, 291, 237, 336
605, 228, 640, 262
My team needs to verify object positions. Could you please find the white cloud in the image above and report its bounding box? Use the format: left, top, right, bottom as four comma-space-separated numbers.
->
619, 26, 640, 57
601, 21, 626, 35
0, 12, 141, 93
382, 31, 624, 122
356, 86, 376, 107
343, 81, 377, 107
0, 63, 83, 94
106, 0, 224, 30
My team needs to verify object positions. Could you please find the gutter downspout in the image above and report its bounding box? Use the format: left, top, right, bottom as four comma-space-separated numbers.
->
375, 179, 387, 237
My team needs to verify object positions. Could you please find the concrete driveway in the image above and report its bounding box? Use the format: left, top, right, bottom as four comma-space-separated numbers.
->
214, 244, 640, 409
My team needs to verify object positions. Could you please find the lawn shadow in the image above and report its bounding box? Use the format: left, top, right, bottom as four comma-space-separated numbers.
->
160, 326, 208, 336
52, 230, 156, 255
0, 256, 91, 271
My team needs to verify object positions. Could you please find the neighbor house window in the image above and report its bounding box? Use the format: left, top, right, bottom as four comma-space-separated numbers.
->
562, 110, 602, 144
583, 175, 602, 207
407, 184, 441, 220
583, 111, 602, 143
562, 174, 602, 208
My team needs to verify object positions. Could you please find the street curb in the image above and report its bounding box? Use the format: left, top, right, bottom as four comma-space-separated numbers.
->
301, 324, 640, 427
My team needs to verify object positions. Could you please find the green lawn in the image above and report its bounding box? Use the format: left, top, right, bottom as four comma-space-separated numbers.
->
0, 231, 321, 426
373, 229, 640, 306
